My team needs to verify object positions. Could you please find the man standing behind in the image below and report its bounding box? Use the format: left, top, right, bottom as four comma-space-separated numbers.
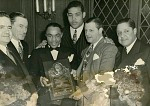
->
71, 17, 118, 106
8, 12, 29, 65
61, 1, 90, 69
114, 18, 150, 106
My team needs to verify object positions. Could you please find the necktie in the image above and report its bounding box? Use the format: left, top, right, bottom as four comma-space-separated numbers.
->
121, 47, 127, 60
73, 29, 77, 44
82, 45, 93, 70
80, 45, 93, 80
18, 41, 23, 60
6, 47, 16, 64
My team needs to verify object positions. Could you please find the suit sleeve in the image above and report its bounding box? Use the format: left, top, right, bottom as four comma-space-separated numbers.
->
99, 44, 118, 72
28, 49, 44, 87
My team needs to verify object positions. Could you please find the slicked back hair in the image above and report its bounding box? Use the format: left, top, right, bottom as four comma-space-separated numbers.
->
0, 11, 10, 18
85, 17, 103, 29
67, 0, 84, 12
117, 18, 136, 29
45, 22, 63, 33
9, 12, 27, 24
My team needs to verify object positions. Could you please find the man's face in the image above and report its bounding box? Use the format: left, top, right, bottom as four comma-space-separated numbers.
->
11, 17, 28, 41
0, 17, 12, 46
46, 26, 62, 49
85, 22, 102, 44
67, 7, 85, 29
117, 22, 137, 47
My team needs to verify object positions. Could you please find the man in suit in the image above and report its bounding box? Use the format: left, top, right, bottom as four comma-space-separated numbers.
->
37, 1, 89, 70
113, 18, 150, 106
8, 12, 29, 65
60, 1, 90, 69
29, 23, 76, 106
70, 17, 118, 105
0, 11, 36, 99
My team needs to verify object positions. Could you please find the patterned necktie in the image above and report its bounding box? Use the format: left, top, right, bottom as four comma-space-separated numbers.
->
80, 45, 93, 80
18, 41, 23, 60
6, 47, 16, 64
82, 44, 93, 70
73, 29, 77, 44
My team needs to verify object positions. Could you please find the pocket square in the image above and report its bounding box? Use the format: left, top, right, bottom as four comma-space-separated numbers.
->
93, 53, 99, 60
68, 54, 74, 62
134, 58, 145, 66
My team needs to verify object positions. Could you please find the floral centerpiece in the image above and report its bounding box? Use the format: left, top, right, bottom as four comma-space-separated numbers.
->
84, 58, 145, 106
114, 58, 145, 106
83, 71, 116, 106
0, 65, 38, 106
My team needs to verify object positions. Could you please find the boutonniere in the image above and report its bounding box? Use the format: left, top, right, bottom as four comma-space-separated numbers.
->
93, 53, 99, 60
68, 54, 74, 62
134, 58, 145, 66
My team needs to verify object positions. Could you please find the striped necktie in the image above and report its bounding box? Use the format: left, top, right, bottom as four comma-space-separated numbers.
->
73, 29, 77, 44
18, 41, 23, 60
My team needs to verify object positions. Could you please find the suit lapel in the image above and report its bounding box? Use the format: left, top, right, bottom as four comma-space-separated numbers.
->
118, 40, 141, 68
8, 41, 22, 61
85, 38, 104, 71
0, 50, 17, 66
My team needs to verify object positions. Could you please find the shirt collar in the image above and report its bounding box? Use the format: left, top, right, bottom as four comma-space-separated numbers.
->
70, 23, 84, 40
0, 44, 7, 55
11, 38, 20, 48
11, 38, 23, 51
92, 36, 103, 50
126, 38, 137, 54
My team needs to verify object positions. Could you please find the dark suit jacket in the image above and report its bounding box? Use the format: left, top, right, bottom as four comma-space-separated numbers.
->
61, 26, 90, 69
29, 46, 75, 106
114, 39, 150, 106
8, 40, 29, 65
0, 49, 36, 93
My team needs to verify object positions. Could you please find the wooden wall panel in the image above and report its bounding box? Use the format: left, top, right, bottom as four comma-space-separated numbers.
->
0, 0, 90, 53
0, 0, 22, 13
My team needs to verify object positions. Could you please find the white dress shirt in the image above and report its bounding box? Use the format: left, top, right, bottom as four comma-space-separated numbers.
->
126, 38, 137, 54
0, 44, 7, 55
92, 36, 103, 50
70, 23, 84, 41
11, 38, 23, 53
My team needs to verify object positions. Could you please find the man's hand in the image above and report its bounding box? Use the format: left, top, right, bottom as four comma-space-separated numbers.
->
71, 69, 78, 80
69, 88, 83, 100
40, 76, 52, 87
104, 37, 114, 44
36, 40, 47, 49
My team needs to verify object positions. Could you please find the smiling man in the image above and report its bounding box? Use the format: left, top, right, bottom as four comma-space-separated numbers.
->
70, 17, 118, 106
29, 23, 76, 106
114, 18, 150, 106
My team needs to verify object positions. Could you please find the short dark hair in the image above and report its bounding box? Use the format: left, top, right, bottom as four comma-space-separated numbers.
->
9, 12, 27, 24
85, 17, 103, 29
117, 18, 135, 29
67, 0, 84, 12
45, 23, 63, 33
0, 11, 10, 18
40, 23, 63, 40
